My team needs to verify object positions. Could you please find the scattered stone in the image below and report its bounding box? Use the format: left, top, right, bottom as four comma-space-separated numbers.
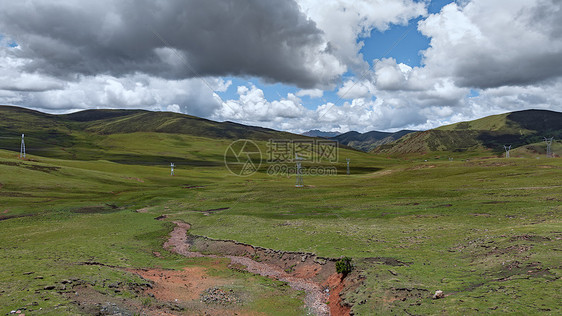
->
433, 290, 444, 299
43, 285, 56, 291
200, 287, 240, 305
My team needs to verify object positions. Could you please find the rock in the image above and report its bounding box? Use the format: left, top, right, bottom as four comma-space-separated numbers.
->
43, 285, 56, 290
313, 257, 327, 265
433, 290, 444, 299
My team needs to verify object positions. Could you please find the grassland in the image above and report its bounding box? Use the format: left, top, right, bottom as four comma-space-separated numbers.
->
0, 106, 561, 315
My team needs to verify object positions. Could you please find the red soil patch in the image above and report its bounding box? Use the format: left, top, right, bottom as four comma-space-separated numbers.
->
163, 221, 335, 315
129, 266, 228, 303
324, 273, 351, 316
293, 264, 319, 279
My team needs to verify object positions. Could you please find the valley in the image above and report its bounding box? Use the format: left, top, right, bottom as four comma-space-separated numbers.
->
0, 106, 561, 315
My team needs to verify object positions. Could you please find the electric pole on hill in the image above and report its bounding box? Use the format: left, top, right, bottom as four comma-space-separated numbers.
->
295, 154, 304, 187
504, 145, 511, 158
544, 137, 554, 158
20, 134, 25, 159
346, 158, 350, 175
170, 163, 175, 176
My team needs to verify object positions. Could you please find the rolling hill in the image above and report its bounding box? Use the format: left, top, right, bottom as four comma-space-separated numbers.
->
0, 105, 310, 162
372, 109, 562, 156
331, 129, 416, 152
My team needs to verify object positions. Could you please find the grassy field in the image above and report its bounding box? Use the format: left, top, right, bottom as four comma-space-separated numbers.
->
0, 128, 561, 314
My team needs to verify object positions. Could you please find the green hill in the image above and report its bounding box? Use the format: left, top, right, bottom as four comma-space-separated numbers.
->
330, 130, 416, 152
0, 105, 309, 163
372, 109, 562, 157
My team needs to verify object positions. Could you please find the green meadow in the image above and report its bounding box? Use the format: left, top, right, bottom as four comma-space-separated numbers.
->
0, 121, 561, 314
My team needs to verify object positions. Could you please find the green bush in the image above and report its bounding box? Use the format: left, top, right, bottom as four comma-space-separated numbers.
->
336, 257, 353, 275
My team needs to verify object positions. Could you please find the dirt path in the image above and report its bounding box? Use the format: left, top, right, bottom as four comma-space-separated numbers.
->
163, 221, 331, 316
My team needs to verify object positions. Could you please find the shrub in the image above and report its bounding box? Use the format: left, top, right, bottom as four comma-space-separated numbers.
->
336, 257, 353, 275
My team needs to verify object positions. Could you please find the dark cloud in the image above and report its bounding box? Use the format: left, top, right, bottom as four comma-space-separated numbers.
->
0, 0, 342, 88
453, 51, 562, 89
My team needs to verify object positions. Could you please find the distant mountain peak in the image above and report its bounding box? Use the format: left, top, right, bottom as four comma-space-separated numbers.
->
330, 129, 417, 152
301, 130, 341, 138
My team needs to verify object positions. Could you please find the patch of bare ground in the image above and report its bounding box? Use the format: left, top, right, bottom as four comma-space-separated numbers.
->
163, 221, 352, 316
407, 164, 436, 170
64, 282, 179, 315
324, 273, 352, 316
65, 262, 262, 315
368, 169, 396, 178
382, 287, 429, 306
129, 266, 227, 303
124, 176, 144, 183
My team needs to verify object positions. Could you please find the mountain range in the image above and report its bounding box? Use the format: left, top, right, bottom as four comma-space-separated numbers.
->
1, 105, 560, 160
302, 130, 417, 152
372, 109, 562, 156
330, 130, 417, 152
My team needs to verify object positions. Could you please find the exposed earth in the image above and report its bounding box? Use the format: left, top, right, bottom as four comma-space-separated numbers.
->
62, 219, 351, 315
161, 220, 352, 316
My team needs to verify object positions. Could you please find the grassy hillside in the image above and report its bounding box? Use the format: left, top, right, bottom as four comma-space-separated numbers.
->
332, 130, 416, 152
0, 105, 316, 162
373, 109, 562, 157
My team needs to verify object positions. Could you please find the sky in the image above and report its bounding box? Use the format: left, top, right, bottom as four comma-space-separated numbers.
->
0, 0, 561, 133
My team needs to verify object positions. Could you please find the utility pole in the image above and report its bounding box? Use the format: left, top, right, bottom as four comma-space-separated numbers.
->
295, 154, 304, 187
544, 137, 554, 158
170, 163, 175, 176
20, 134, 25, 159
346, 158, 350, 175
504, 145, 511, 158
